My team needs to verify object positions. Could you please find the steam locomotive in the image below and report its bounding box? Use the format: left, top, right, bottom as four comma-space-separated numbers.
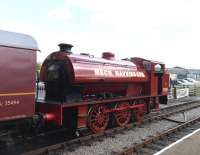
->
0, 30, 169, 139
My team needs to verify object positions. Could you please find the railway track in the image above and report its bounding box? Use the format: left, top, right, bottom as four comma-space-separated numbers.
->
145, 100, 200, 120
6, 100, 200, 155
115, 116, 200, 155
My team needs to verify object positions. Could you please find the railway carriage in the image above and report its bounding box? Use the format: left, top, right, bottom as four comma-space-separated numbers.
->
0, 30, 37, 125
0, 30, 169, 139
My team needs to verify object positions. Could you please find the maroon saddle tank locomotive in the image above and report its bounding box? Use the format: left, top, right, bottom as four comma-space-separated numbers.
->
0, 30, 169, 137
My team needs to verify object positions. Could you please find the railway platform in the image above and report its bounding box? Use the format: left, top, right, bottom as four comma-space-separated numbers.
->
155, 128, 200, 155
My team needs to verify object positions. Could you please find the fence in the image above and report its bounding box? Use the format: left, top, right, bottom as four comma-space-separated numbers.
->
168, 84, 200, 99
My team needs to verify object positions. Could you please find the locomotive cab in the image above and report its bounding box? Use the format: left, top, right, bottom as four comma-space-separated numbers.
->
132, 57, 169, 104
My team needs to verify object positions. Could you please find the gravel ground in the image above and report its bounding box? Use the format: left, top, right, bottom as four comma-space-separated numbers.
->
65, 120, 177, 155
60, 98, 200, 155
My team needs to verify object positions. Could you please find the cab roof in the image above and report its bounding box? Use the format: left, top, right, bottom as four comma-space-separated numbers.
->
0, 30, 39, 50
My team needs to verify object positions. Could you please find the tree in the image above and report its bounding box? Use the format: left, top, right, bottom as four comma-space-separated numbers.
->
36, 63, 42, 72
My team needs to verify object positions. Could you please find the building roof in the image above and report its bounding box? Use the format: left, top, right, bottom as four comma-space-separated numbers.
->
167, 67, 200, 74
0, 30, 39, 50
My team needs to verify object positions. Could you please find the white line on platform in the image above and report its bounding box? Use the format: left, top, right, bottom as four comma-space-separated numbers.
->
154, 128, 200, 155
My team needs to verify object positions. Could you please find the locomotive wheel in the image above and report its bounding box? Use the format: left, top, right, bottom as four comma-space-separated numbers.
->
114, 102, 131, 127
134, 107, 144, 122
88, 105, 109, 133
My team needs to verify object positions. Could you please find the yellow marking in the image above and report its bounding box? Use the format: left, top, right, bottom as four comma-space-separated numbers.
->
0, 92, 35, 97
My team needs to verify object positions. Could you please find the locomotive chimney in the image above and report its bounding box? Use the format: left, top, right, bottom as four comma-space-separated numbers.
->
58, 43, 73, 53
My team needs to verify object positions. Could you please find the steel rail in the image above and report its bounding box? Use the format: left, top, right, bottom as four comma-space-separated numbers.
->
115, 115, 200, 155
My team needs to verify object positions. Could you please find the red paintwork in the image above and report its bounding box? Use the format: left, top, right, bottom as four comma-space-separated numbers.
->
36, 97, 146, 126
39, 50, 169, 133
36, 103, 63, 125
38, 95, 163, 108
87, 104, 109, 133
37, 50, 169, 129
0, 46, 36, 122
40, 52, 148, 84
39, 49, 169, 132
131, 57, 167, 96
40, 52, 149, 100
135, 107, 145, 122
44, 113, 56, 122
102, 52, 115, 60
77, 105, 88, 128
162, 73, 170, 95
114, 102, 131, 126
103, 103, 144, 113
126, 84, 144, 96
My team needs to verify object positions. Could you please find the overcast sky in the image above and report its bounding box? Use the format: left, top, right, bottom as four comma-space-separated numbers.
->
0, 0, 199, 69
